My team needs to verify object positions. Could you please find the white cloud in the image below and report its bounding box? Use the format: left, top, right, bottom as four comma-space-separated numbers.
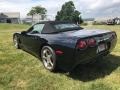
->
113, 0, 120, 3
0, 0, 120, 19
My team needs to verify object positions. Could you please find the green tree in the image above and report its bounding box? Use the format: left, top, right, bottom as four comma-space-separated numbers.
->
55, 1, 83, 24
27, 6, 47, 23
27, 7, 36, 23
34, 6, 47, 20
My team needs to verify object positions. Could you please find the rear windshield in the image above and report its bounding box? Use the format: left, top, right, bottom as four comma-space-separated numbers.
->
52, 23, 83, 32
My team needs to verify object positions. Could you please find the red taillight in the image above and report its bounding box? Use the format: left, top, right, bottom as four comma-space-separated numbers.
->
77, 40, 87, 49
87, 38, 96, 47
77, 38, 96, 49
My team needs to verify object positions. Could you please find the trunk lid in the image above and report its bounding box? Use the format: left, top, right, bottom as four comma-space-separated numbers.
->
64, 29, 112, 38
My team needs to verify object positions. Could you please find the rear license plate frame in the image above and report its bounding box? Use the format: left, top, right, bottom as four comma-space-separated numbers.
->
97, 44, 106, 53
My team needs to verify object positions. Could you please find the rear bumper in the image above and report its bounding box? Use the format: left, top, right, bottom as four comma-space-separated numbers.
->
57, 35, 117, 71
73, 35, 117, 69
74, 48, 109, 67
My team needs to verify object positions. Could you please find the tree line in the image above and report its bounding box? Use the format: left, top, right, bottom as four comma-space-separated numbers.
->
28, 1, 83, 24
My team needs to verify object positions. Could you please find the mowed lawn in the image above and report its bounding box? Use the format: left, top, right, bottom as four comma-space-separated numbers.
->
0, 23, 120, 90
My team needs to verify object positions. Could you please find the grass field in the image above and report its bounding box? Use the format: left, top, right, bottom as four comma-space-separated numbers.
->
0, 23, 120, 90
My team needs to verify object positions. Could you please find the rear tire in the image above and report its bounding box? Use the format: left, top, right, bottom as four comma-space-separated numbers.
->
41, 46, 57, 72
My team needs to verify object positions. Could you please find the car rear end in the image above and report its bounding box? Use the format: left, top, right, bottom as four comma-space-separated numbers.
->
73, 31, 117, 68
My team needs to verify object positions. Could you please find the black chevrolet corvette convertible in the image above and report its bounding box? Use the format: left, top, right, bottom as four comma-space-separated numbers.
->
13, 21, 117, 72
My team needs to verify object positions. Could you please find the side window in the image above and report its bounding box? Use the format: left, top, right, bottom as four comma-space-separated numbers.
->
31, 24, 45, 34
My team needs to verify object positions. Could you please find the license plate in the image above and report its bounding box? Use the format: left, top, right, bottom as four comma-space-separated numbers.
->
97, 44, 106, 53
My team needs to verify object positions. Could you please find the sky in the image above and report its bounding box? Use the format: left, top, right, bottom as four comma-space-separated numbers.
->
0, 0, 120, 19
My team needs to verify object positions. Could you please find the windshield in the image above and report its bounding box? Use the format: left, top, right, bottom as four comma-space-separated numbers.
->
53, 23, 83, 32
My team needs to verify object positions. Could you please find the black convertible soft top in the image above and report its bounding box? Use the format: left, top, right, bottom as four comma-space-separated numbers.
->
38, 21, 73, 24
37, 21, 83, 34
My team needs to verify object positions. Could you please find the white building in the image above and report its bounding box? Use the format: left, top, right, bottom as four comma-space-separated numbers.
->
0, 12, 20, 24
23, 14, 50, 24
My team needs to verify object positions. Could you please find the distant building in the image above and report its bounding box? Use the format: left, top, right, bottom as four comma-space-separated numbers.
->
95, 17, 120, 25
23, 14, 51, 24
83, 18, 95, 25
83, 18, 95, 21
24, 14, 42, 24
0, 12, 20, 24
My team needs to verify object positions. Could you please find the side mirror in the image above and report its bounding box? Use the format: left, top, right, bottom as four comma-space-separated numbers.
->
21, 31, 26, 35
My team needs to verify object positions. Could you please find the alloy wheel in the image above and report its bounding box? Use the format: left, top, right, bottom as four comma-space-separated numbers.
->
42, 47, 54, 70
13, 36, 18, 49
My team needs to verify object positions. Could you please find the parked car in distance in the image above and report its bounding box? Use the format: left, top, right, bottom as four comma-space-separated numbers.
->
13, 21, 117, 72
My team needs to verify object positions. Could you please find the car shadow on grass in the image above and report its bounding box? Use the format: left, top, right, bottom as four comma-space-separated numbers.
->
67, 54, 120, 82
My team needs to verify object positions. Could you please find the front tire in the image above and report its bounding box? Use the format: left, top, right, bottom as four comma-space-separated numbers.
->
13, 35, 20, 49
41, 46, 57, 72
